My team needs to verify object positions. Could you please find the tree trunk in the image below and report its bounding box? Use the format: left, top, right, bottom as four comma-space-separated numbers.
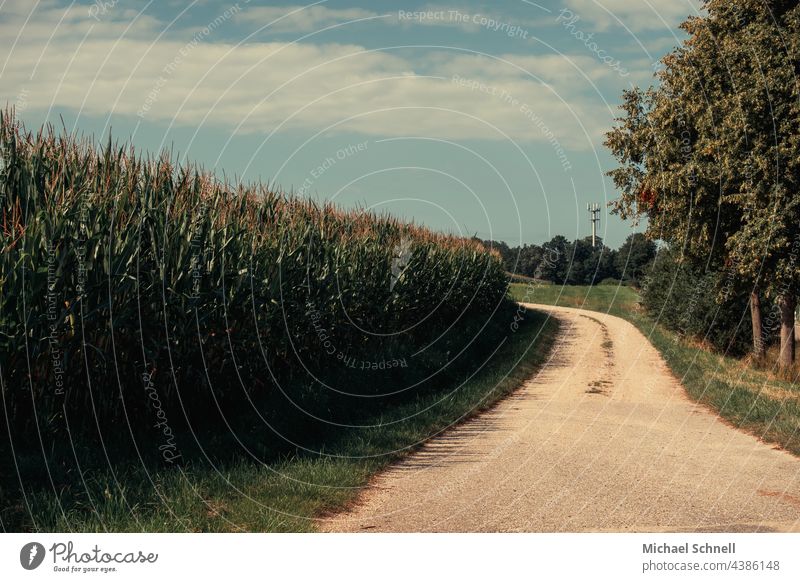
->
750, 289, 765, 359
778, 294, 796, 370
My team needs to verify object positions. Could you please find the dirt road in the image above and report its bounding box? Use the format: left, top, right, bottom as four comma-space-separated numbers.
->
320, 305, 800, 532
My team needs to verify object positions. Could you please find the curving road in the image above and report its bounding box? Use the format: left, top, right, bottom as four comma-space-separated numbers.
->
320, 305, 800, 532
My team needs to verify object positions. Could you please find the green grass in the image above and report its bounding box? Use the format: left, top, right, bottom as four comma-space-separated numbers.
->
510, 281, 639, 318
5, 308, 558, 532
511, 283, 800, 457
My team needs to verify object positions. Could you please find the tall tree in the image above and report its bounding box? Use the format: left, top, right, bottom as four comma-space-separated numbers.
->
538, 235, 571, 283
517, 244, 544, 278
605, 0, 800, 369
567, 236, 618, 285
615, 233, 656, 287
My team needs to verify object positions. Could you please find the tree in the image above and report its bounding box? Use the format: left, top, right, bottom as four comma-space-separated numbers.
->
476, 238, 513, 271
538, 235, 570, 282
615, 233, 656, 287
516, 244, 543, 278
567, 237, 618, 284
641, 246, 755, 355
605, 0, 800, 369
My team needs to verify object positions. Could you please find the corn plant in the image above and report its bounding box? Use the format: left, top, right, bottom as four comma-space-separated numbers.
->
0, 109, 509, 453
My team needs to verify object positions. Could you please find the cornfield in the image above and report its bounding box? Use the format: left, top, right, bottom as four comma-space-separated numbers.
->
0, 110, 509, 455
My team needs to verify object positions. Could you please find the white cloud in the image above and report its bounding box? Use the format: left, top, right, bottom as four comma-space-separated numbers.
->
563, 0, 703, 33
0, 2, 620, 150
233, 5, 380, 34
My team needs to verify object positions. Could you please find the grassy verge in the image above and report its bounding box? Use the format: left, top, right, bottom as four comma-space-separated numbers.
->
511, 283, 800, 457
3, 307, 558, 532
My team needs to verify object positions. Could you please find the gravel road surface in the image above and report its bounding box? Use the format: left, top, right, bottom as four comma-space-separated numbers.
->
320, 305, 800, 532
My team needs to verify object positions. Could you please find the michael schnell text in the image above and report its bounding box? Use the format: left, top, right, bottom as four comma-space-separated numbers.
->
643, 542, 736, 555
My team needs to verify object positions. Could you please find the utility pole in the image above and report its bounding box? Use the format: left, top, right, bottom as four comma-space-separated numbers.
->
587, 203, 600, 248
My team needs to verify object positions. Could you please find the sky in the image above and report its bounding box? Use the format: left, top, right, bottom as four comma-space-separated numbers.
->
0, 0, 703, 248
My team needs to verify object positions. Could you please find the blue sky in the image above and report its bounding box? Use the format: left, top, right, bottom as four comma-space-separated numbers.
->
1, 0, 702, 247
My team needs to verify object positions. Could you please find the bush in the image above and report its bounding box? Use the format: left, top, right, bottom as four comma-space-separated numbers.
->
640, 247, 755, 356
614, 233, 656, 287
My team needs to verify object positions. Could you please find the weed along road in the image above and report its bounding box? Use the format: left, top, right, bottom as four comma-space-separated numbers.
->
321, 305, 800, 532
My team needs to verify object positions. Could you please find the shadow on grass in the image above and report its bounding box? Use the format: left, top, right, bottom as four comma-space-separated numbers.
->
1, 305, 559, 532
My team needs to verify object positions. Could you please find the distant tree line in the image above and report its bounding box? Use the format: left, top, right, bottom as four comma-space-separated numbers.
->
478, 232, 656, 287
487, 228, 771, 357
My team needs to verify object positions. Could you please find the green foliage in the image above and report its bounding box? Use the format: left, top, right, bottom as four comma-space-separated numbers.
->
605, 0, 800, 305
505, 235, 618, 285
3, 307, 559, 532
640, 247, 756, 355
537, 235, 571, 282
605, 0, 800, 367
0, 111, 509, 459
614, 233, 656, 286
566, 236, 617, 285
509, 243, 544, 277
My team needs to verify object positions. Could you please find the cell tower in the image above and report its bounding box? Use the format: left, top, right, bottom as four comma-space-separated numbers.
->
587, 203, 600, 248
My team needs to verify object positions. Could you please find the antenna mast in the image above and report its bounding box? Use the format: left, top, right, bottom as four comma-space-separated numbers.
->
588, 203, 600, 248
